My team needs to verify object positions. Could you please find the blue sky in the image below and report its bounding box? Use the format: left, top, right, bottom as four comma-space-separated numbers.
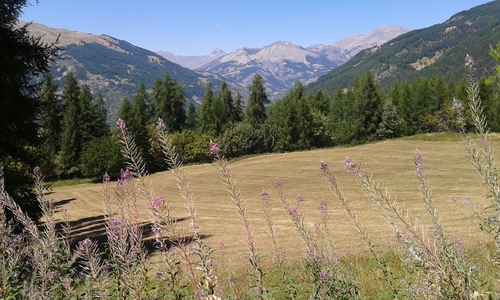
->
21, 0, 490, 56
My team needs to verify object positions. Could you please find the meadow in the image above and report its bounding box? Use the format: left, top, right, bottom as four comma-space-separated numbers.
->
2, 59, 499, 298
51, 134, 492, 264
37, 132, 496, 298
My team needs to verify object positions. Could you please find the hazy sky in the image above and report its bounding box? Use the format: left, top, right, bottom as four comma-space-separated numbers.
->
21, 0, 490, 56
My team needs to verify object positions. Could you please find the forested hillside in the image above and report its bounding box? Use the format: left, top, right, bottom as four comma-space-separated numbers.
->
307, 0, 500, 95
25, 22, 236, 120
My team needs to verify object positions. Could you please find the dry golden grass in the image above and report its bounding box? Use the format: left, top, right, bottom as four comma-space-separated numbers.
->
49, 133, 499, 267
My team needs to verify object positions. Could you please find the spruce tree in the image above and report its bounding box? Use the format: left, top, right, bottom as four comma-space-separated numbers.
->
91, 94, 110, 139
39, 73, 63, 162
151, 72, 186, 132
377, 101, 399, 139
129, 83, 151, 165
186, 102, 198, 130
197, 82, 216, 133
0, 0, 58, 221
353, 73, 383, 141
58, 72, 82, 177
245, 74, 269, 128
233, 89, 244, 123
219, 81, 235, 122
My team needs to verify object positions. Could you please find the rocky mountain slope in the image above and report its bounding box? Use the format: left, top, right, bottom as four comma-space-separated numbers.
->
26, 21, 409, 120
307, 1, 500, 95
24, 22, 234, 120
161, 26, 410, 98
156, 49, 226, 70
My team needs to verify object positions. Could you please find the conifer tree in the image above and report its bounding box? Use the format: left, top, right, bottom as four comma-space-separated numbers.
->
79, 85, 96, 148
58, 72, 83, 176
0, 0, 58, 221
91, 94, 110, 139
245, 74, 269, 128
377, 101, 399, 139
353, 73, 383, 141
197, 82, 216, 133
186, 102, 198, 130
151, 72, 186, 132
211, 96, 228, 135
129, 83, 151, 163
310, 89, 330, 115
219, 81, 236, 122
233, 89, 245, 123
118, 97, 132, 124
39, 73, 63, 162
329, 88, 359, 145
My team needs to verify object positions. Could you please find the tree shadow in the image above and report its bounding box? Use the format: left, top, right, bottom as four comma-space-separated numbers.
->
50, 215, 209, 257
53, 197, 77, 208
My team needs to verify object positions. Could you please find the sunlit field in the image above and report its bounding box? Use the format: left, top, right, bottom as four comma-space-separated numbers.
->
50, 133, 495, 266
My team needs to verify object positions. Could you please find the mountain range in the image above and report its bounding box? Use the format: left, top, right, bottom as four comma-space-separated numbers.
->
24, 22, 235, 119
23, 0, 498, 123
307, 0, 500, 94
158, 26, 410, 98
26, 21, 407, 120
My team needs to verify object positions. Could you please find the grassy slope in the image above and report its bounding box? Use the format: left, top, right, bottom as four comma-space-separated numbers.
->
50, 133, 496, 266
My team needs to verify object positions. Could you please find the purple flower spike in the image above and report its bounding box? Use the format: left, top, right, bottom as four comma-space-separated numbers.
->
116, 118, 126, 130
465, 54, 474, 70
318, 200, 327, 212
156, 118, 165, 130
209, 140, 220, 155
33, 166, 41, 176
120, 170, 133, 181
320, 269, 329, 280
152, 196, 165, 209
452, 99, 463, 112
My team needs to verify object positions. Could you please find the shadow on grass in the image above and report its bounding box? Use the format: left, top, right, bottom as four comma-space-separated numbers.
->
50, 214, 209, 257
53, 197, 77, 208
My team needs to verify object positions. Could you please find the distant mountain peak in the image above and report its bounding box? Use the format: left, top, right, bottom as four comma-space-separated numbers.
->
195, 25, 410, 98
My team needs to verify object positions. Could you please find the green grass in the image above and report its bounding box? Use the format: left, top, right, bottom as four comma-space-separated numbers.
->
48, 177, 94, 188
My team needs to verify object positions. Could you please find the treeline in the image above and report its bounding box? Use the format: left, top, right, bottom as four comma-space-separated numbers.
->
39, 68, 500, 182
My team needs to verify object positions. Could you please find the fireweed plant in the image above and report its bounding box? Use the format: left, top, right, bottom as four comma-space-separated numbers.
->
0, 54, 498, 298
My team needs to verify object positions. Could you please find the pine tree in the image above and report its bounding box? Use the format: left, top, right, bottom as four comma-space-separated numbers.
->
39, 73, 63, 161
329, 88, 359, 145
245, 74, 269, 128
267, 82, 313, 151
151, 72, 186, 132
353, 73, 383, 141
211, 96, 228, 135
91, 94, 110, 139
0, 0, 58, 221
219, 81, 236, 123
186, 102, 198, 130
233, 89, 244, 123
129, 83, 151, 164
197, 82, 216, 133
79, 85, 96, 148
118, 97, 133, 124
377, 101, 399, 139
310, 89, 330, 115
58, 72, 82, 177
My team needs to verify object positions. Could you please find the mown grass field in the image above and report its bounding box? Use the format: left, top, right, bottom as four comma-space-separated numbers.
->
49, 133, 498, 268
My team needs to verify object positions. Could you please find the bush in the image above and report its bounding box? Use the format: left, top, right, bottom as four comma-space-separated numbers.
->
80, 135, 124, 181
